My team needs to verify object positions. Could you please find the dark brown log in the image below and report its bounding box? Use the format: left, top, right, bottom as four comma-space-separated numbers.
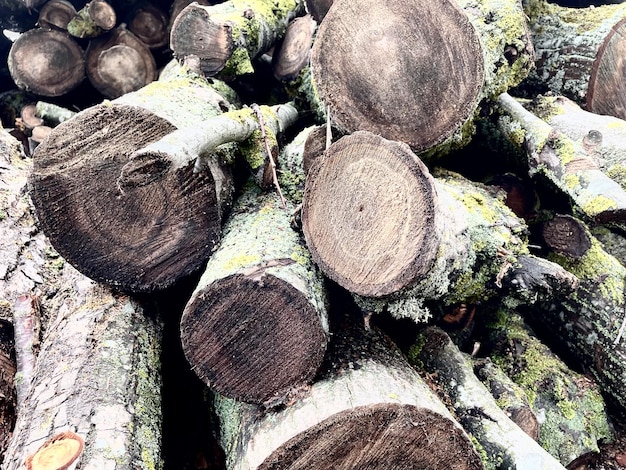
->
409, 326, 567, 469
310, 0, 533, 155
37, 0, 77, 31
302, 131, 529, 322
272, 14, 315, 81
523, 0, 626, 120
28, 73, 236, 293
180, 185, 328, 405
542, 214, 592, 258
128, 3, 169, 49
214, 311, 483, 469
85, 25, 156, 99
8, 29, 85, 97
170, 0, 303, 78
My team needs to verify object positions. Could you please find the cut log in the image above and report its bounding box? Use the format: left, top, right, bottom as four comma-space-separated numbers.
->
310, 0, 534, 155
180, 184, 328, 404
301, 131, 528, 322
28, 72, 236, 293
213, 310, 484, 469
541, 214, 592, 258
495, 92, 626, 224
67, 0, 116, 38
34, 100, 76, 126
512, 215, 626, 416
2, 263, 164, 470
523, 0, 626, 120
476, 308, 613, 465
272, 14, 316, 82
409, 326, 567, 469
169, 0, 304, 78
37, 0, 78, 31
85, 25, 156, 99
8, 28, 85, 97
523, 94, 626, 195
127, 3, 169, 49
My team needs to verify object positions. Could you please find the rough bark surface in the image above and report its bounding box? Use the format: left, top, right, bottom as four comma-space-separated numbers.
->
180, 185, 328, 405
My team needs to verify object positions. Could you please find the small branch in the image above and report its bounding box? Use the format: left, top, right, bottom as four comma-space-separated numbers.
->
12, 294, 40, 407
252, 103, 287, 208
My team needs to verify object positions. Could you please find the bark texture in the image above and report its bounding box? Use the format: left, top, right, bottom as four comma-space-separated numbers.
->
180, 184, 328, 405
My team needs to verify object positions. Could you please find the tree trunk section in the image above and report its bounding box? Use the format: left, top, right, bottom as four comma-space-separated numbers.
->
85, 25, 157, 99
2, 263, 164, 470
496, 92, 626, 224
127, 3, 169, 49
180, 184, 329, 405
37, 0, 77, 31
302, 131, 529, 322
476, 308, 613, 465
410, 326, 567, 469
170, 0, 304, 78
310, 0, 533, 155
27, 73, 236, 293
523, 0, 626, 120
213, 310, 484, 470
8, 29, 85, 97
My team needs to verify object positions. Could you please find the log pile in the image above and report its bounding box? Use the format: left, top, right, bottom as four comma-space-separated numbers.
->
3, 0, 626, 468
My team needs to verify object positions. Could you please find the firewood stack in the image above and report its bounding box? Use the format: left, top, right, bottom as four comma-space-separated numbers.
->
2, 0, 626, 468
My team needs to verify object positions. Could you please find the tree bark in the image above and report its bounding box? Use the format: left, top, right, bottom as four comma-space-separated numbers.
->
302, 131, 528, 322
169, 0, 304, 78
409, 326, 567, 469
85, 25, 156, 99
213, 311, 484, 470
27, 72, 236, 293
8, 28, 85, 97
310, 0, 534, 155
180, 184, 328, 405
476, 308, 613, 465
495, 92, 626, 224
2, 263, 164, 470
522, 0, 626, 120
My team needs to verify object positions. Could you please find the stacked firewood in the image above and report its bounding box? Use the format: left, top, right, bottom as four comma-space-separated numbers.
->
2, 0, 626, 468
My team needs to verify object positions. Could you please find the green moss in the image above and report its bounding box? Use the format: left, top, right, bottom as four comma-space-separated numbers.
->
222, 48, 255, 77
564, 173, 580, 190
468, 434, 494, 470
581, 195, 617, 217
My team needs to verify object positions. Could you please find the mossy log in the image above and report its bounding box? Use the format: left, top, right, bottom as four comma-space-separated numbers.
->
523, 94, 626, 195
169, 0, 304, 78
495, 92, 626, 224
28, 72, 237, 293
2, 263, 163, 470
302, 131, 528, 322
409, 326, 567, 469
67, 0, 117, 39
522, 0, 626, 120
476, 308, 613, 465
213, 311, 483, 470
180, 184, 329, 405
513, 215, 626, 416
310, 0, 534, 156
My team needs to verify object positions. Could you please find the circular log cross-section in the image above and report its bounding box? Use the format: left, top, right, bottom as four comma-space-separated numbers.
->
128, 4, 169, 49
302, 131, 440, 297
38, 0, 78, 30
587, 17, 626, 119
8, 29, 85, 97
28, 104, 222, 293
259, 404, 481, 470
310, 0, 483, 153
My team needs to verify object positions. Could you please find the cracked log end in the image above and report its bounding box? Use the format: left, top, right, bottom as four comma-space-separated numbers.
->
302, 131, 440, 297
180, 274, 327, 404
28, 103, 223, 293
588, 17, 626, 120
311, 0, 483, 153
25, 431, 84, 470
259, 404, 483, 470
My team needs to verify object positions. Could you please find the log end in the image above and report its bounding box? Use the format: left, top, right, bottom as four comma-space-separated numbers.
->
180, 274, 327, 404
302, 131, 440, 297
258, 404, 483, 469
25, 431, 84, 470
310, 0, 483, 153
